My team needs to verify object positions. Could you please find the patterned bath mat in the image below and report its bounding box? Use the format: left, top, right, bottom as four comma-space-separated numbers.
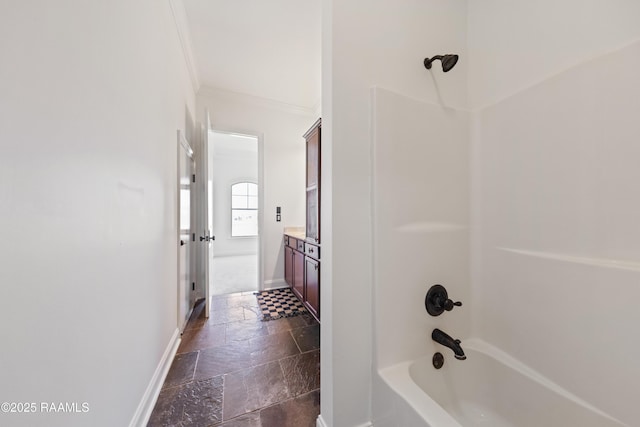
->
256, 287, 307, 321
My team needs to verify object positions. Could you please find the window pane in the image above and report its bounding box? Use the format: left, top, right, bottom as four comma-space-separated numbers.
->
232, 183, 247, 196
230, 182, 258, 237
232, 195, 247, 209
247, 195, 258, 209
232, 209, 258, 237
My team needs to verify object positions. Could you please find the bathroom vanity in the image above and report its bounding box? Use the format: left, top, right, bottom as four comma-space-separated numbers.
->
283, 119, 321, 322
283, 232, 320, 321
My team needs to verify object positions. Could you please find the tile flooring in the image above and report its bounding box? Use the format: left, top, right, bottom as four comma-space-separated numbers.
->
148, 292, 320, 427
211, 255, 258, 296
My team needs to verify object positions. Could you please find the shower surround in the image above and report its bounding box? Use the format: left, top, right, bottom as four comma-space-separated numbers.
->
370, 19, 640, 427
320, 0, 640, 425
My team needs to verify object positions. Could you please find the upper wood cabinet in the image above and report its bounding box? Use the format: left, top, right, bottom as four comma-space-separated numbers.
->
304, 118, 321, 243
306, 120, 320, 188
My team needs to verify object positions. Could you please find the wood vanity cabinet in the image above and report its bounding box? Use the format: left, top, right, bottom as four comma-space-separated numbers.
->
304, 243, 320, 319
292, 247, 305, 302
284, 244, 293, 288
284, 235, 305, 303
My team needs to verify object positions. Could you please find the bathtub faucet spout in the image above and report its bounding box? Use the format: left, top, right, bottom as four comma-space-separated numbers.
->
432, 328, 466, 360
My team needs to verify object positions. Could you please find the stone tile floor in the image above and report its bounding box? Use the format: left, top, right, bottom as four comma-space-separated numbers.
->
148, 292, 320, 427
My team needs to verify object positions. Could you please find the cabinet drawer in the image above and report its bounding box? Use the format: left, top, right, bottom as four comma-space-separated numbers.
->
285, 235, 298, 249
296, 240, 305, 252
304, 242, 320, 259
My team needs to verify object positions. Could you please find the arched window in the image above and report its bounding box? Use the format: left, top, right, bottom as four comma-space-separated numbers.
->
231, 182, 258, 237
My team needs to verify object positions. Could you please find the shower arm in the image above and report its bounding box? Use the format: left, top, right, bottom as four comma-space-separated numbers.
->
423, 55, 444, 69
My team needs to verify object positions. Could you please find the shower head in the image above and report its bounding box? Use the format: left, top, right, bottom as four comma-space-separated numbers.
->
424, 54, 459, 72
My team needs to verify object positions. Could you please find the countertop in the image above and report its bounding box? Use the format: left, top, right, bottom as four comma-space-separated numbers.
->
283, 227, 306, 241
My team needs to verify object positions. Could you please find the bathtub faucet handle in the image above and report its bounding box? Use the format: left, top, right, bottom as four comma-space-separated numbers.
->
426, 284, 462, 316
443, 299, 462, 311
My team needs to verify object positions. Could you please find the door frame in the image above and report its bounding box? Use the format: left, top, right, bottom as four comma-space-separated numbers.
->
207, 128, 264, 293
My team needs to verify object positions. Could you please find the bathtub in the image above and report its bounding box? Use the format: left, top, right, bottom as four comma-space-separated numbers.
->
377, 339, 626, 427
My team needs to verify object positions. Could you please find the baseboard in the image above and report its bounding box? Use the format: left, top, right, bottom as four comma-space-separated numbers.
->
213, 251, 258, 258
263, 279, 286, 290
129, 328, 181, 427
180, 304, 195, 334
316, 415, 373, 427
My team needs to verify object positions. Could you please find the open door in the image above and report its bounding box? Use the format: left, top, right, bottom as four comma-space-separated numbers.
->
178, 130, 195, 332
198, 111, 213, 318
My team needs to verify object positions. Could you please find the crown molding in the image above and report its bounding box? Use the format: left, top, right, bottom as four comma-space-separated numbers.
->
168, 0, 200, 93
198, 85, 316, 117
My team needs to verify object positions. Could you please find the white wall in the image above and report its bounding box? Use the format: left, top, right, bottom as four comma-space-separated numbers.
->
209, 133, 258, 257
321, 1, 467, 425
372, 88, 469, 370
0, 1, 195, 426
469, 2, 640, 424
197, 87, 316, 288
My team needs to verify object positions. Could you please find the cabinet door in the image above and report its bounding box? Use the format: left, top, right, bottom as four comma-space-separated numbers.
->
292, 250, 305, 302
284, 245, 293, 287
305, 257, 320, 320
306, 188, 319, 243
306, 127, 320, 188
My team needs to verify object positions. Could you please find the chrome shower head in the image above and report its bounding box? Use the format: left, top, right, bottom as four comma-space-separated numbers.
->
424, 54, 459, 72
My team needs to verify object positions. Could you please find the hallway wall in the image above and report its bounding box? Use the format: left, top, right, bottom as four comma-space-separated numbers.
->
0, 1, 196, 426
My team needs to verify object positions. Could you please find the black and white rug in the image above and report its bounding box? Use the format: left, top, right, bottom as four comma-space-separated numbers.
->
255, 287, 307, 321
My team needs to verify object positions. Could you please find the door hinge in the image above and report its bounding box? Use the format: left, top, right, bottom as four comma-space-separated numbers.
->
192, 282, 195, 291
192, 174, 196, 183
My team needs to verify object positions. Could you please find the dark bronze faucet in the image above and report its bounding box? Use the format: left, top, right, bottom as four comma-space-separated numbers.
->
432, 328, 466, 360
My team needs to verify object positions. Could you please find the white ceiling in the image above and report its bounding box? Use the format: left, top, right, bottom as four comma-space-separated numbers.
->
182, 0, 321, 109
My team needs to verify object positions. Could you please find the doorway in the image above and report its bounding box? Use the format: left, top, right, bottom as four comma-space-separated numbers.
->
208, 130, 260, 296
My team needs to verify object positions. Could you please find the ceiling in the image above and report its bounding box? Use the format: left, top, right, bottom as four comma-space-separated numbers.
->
182, 0, 321, 109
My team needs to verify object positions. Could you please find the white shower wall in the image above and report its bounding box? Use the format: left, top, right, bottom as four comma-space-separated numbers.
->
327, 1, 640, 425
471, 41, 640, 426
469, 3, 640, 425
322, 0, 468, 425
372, 88, 470, 370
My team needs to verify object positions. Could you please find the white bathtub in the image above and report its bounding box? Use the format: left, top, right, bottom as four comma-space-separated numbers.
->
377, 339, 626, 427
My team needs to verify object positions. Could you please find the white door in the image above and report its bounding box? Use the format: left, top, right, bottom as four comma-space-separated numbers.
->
199, 112, 213, 318
178, 130, 194, 332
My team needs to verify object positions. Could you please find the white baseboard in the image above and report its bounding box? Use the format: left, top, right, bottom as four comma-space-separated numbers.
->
316, 415, 373, 427
129, 328, 181, 427
212, 251, 258, 258
263, 279, 286, 290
